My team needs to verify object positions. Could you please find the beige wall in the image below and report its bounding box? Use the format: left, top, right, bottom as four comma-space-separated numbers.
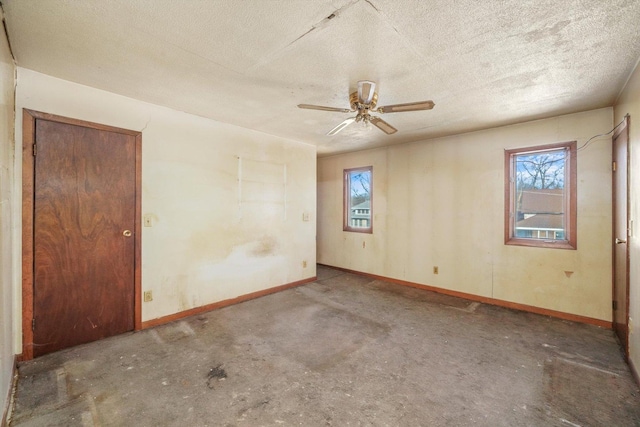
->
0, 6, 16, 418
614, 61, 640, 374
318, 108, 613, 321
14, 69, 316, 334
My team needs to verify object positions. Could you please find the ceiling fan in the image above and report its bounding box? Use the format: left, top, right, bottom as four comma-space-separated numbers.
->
298, 80, 435, 136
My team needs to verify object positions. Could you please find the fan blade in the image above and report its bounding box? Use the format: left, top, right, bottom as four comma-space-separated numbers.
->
327, 117, 356, 136
377, 100, 435, 113
298, 104, 352, 113
358, 80, 376, 105
369, 116, 398, 135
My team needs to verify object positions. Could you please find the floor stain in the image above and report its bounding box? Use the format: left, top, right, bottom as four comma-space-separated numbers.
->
206, 364, 227, 389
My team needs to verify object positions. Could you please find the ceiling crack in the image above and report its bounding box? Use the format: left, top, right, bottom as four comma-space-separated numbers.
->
284, 0, 360, 48
0, 1, 17, 61
285, 27, 316, 49
364, 0, 380, 13
246, 0, 359, 73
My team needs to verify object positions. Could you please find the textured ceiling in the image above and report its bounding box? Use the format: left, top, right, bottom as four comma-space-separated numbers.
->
3, 0, 640, 155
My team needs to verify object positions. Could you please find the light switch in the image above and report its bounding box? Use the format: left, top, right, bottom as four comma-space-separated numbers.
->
144, 214, 153, 227
302, 212, 310, 222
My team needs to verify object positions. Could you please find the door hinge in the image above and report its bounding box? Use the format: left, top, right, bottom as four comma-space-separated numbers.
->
32, 317, 36, 331
612, 161, 616, 172
613, 300, 617, 310
33, 144, 37, 156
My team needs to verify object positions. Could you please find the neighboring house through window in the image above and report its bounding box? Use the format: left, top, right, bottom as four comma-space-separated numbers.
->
504, 141, 577, 249
344, 166, 372, 233
516, 188, 565, 239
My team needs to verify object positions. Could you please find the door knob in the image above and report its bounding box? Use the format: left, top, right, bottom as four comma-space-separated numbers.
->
123, 230, 132, 237
615, 238, 626, 244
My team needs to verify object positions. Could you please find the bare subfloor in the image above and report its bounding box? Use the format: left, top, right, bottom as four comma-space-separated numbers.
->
10, 266, 640, 426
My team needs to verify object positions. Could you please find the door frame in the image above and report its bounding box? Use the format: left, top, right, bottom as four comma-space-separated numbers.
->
612, 114, 630, 358
21, 109, 142, 361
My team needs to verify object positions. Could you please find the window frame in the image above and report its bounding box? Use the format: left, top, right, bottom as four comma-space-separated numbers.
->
343, 166, 373, 233
504, 141, 577, 250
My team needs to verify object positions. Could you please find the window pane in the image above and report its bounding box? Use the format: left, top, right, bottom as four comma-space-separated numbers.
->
514, 149, 566, 241
347, 169, 371, 230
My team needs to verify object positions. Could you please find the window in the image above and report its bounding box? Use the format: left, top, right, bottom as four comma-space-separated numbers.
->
344, 166, 372, 233
504, 141, 576, 249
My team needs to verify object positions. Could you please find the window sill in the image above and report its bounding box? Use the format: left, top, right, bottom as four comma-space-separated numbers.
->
505, 238, 576, 250
343, 227, 372, 234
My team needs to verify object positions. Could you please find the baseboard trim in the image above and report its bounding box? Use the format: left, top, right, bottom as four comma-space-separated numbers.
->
141, 276, 317, 329
1, 355, 18, 427
320, 264, 612, 329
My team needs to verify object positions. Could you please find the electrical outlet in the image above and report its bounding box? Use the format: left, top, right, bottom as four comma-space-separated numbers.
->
433, 266, 439, 274
302, 260, 307, 268
143, 291, 153, 302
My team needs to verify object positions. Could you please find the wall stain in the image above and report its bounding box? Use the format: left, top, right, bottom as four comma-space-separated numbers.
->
251, 236, 278, 257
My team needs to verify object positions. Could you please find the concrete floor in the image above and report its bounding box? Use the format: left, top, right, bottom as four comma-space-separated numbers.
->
9, 266, 640, 426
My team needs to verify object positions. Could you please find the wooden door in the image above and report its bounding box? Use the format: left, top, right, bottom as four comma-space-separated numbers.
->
613, 117, 630, 357
30, 116, 138, 357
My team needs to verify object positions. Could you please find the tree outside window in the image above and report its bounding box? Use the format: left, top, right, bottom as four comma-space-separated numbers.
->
505, 142, 576, 249
344, 166, 372, 233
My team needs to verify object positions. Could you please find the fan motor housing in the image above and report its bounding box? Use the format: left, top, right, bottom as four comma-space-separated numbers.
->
350, 91, 378, 110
